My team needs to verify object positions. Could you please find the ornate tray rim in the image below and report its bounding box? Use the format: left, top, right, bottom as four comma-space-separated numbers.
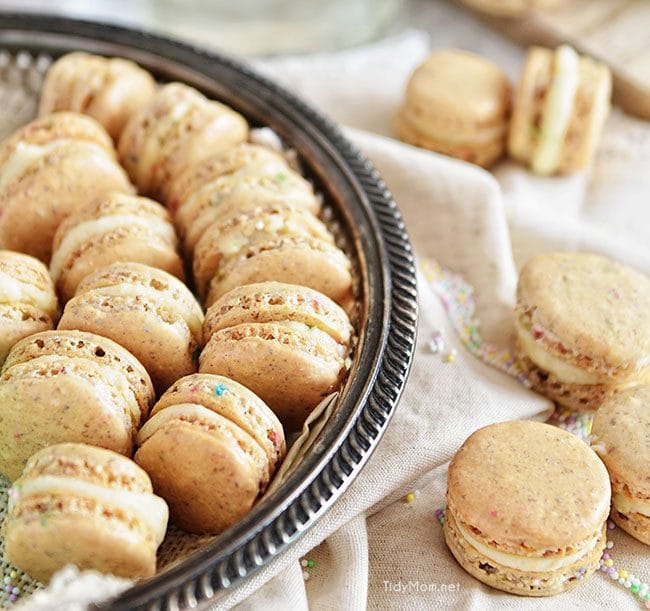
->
0, 13, 418, 610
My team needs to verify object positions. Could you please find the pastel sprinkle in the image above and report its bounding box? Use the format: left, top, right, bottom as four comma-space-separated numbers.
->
214, 384, 227, 397
403, 492, 416, 504
307, 559, 315, 568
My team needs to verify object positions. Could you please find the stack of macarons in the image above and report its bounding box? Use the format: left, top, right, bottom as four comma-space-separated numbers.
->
395, 44, 611, 174
0, 250, 58, 364
0, 112, 132, 261
38, 52, 157, 141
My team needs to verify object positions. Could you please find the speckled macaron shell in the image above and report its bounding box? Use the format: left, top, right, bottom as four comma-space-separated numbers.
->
516, 253, 650, 389
4, 443, 168, 583
152, 373, 286, 468
445, 420, 610, 595
508, 46, 611, 175
135, 400, 271, 534
39, 52, 157, 141
592, 386, 650, 545
200, 282, 352, 431
395, 50, 511, 167
0, 330, 154, 481
50, 192, 184, 303
0, 113, 133, 261
58, 262, 204, 393
0, 250, 58, 363
118, 82, 249, 199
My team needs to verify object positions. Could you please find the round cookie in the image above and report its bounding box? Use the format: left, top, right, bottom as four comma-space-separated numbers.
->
58, 262, 204, 393
0, 330, 154, 481
445, 420, 610, 596
39, 52, 157, 141
0, 112, 133, 261
592, 386, 650, 545
515, 252, 650, 411
200, 282, 353, 431
192, 205, 352, 308
508, 45, 611, 175
4, 443, 168, 582
50, 192, 184, 303
0, 250, 58, 364
135, 373, 285, 534
118, 82, 248, 200
395, 50, 512, 167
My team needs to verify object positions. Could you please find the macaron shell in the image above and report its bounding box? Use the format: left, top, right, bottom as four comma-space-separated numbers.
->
0, 305, 53, 363
611, 507, 650, 546
135, 410, 267, 534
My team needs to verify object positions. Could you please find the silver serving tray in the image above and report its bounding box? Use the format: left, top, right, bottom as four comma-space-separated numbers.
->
0, 13, 418, 610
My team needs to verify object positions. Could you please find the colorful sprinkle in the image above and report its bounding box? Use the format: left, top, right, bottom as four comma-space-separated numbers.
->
403, 492, 416, 504
427, 331, 444, 354
444, 349, 457, 363
214, 384, 227, 397
307, 559, 315, 569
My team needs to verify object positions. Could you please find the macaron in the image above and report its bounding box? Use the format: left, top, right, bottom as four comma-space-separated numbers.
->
445, 420, 611, 596
394, 50, 512, 167
515, 252, 650, 411
200, 282, 353, 431
592, 385, 650, 545
0, 330, 154, 481
508, 45, 612, 175
58, 262, 204, 393
0, 112, 133, 261
459, 0, 563, 16
167, 145, 319, 257
38, 52, 157, 141
4, 443, 168, 582
134, 373, 286, 534
193, 205, 353, 309
118, 82, 249, 200
50, 191, 184, 303
0, 250, 58, 364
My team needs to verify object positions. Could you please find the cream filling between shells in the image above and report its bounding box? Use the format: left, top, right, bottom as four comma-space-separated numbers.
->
0, 271, 56, 316
457, 521, 601, 572
613, 493, 650, 518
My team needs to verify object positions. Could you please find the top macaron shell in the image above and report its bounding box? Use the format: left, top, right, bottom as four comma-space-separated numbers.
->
39, 52, 157, 141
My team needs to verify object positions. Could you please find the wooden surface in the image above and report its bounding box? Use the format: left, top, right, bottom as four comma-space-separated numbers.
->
466, 0, 650, 119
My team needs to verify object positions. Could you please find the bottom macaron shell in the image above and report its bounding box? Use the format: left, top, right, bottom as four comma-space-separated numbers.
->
0, 306, 53, 364
444, 510, 605, 596
611, 507, 650, 547
5, 510, 157, 583
135, 423, 263, 534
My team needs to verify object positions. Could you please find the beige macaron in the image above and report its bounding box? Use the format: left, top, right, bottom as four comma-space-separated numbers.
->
0, 112, 133, 262
58, 262, 204, 393
459, 0, 563, 16
0, 250, 58, 364
39, 52, 157, 141
445, 420, 610, 596
193, 205, 353, 309
50, 191, 184, 303
200, 282, 353, 431
509, 45, 611, 175
4, 443, 168, 583
168, 145, 319, 256
118, 82, 249, 200
0, 330, 154, 481
134, 373, 285, 534
515, 252, 650, 411
592, 385, 650, 545
395, 50, 512, 167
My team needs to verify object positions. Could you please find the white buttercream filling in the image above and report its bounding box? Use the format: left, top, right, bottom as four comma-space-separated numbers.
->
10, 475, 168, 544
0, 271, 56, 316
457, 521, 600, 572
613, 493, 650, 518
532, 45, 580, 175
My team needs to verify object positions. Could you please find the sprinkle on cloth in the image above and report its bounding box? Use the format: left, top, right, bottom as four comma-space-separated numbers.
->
422, 258, 646, 604
301, 558, 316, 581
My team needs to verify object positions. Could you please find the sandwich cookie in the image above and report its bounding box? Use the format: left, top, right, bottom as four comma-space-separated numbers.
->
508, 45, 611, 175
445, 420, 611, 596
118, 82, 249, 200
0, 112, 133, 261
4, 443, 168, 582
0, 250, 58, 364
592, 385, 650, 545
58, 262, 204, 393
200, 282, 353, 431
193, 205, 353, 309
395, 50, 512, 167
50, 191, 184, 303
135, 373, 285, 534
0, 330, 154, 481
515, 252, 650, 410
39, 52, 157, 141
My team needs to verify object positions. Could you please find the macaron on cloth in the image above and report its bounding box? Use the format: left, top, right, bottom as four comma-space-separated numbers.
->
445, 420, 611, 596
